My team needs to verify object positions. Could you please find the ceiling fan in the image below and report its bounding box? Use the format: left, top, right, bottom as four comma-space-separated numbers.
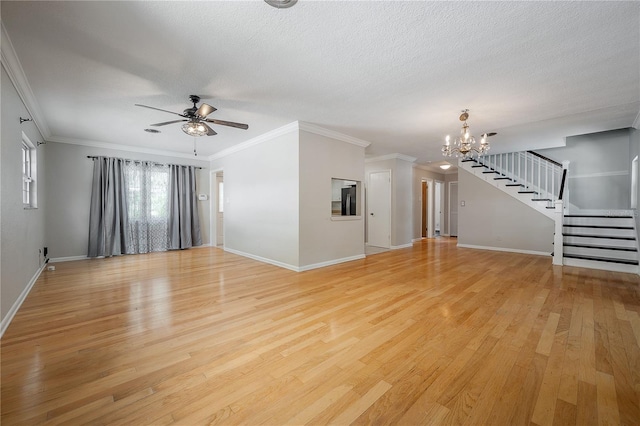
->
135, 95, 249, 137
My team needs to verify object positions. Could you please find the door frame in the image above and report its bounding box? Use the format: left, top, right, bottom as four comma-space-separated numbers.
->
424, 178, 435, 238
210, 168, 224, 247
367, 169, 392, 248
448, 180, 458, 237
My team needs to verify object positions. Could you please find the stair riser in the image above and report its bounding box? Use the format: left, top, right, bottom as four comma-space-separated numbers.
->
562, 227, 635, 238
563, 257, 639, 274
563, 236, 637, 248
564, 217, 635, 227
563, 246, 638, 261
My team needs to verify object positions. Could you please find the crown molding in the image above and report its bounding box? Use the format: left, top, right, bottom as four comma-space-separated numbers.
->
365, 153, 417, 163
1, 21, 51, 138
208, 121, 299, 161
298, 122, 371, 148
633, 109, 640, 130
48, 136, 204, 160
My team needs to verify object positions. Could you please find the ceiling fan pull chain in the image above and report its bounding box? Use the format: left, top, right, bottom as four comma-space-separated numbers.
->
193, 137, 198, 156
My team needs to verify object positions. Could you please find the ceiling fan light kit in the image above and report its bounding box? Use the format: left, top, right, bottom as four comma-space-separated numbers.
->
264, 0, 297, 9
135, 95, 248, 138
442, 109, 490, 159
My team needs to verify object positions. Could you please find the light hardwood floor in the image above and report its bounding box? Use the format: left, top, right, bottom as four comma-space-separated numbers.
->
2, 238, 640, 425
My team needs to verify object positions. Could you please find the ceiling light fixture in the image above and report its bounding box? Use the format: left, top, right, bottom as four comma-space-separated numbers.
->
264, 0, 297, 8
440, 164, 451, 170
182, 120, 207, 137
442, 109, 490, 159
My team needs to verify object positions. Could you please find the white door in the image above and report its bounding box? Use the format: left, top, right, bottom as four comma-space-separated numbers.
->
449, 181, 458, 237
216, 174, 224, 246
367, 170, 391, 248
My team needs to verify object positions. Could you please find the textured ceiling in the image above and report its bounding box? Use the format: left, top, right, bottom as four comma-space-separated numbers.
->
2, 1, 639, 164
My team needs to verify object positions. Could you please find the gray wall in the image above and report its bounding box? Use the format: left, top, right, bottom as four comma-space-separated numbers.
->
299, 130, 365, 267
1, 66, 48, 326
538, 129, 631, 210
45, 141, 210, 260
210, 130, 300, 268
458, 168, 554, 254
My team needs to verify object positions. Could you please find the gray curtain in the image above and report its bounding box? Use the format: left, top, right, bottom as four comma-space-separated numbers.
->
88, 157, 131, 257
168, 165, 202, 249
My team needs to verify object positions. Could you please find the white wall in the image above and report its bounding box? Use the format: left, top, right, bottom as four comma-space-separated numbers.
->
299, 130, 365, 267
1, 66, 47, 328
210, 130, 300, 268
538, 129, 631, 210
45, 141, 210, 260
458, 167, 554, 254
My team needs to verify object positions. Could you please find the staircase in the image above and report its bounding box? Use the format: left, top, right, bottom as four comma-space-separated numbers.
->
460, 150, 640, 274
562, 214, 639, 273
459, 151, 565, 219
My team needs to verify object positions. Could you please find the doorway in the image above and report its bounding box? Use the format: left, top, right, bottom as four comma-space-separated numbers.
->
435, 181, 444, 236
449, 181, 458, 237
421, 181, 427, 238
215, 171, 224, 246
367, 170, 391, 248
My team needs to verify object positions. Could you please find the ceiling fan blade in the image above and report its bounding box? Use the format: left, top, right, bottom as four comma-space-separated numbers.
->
202, 123, 217, 136
150, 119, 188, 126
135, 104, 185, 117
196, 103, 217, 118
205, 119, 249, 130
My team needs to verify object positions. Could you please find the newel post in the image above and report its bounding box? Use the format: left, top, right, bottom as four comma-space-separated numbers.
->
553, 199, 564, 266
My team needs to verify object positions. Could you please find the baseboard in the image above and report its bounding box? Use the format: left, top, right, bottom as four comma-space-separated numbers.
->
456, 244, 550, 257
412, 238, 424, 242
223, 247, 366, 272
298, 254, 366, 272
1, 262, 47, 339
391, 243, 413, 250
223, 247, 299, 272
49, 255, 88, 263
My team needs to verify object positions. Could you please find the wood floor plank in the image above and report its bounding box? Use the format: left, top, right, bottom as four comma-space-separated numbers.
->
1, 239, 639, 425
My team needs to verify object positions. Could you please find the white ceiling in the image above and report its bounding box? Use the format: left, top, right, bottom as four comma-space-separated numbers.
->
2, 1, 639, 165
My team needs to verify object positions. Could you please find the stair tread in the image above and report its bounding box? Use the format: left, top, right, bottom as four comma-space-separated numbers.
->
483, 171, 500, 174
471, 165, 486, 168
532, 198, 552, 201
546, 206, 555, 209
494, 177, 511, 180
518, 191, 538, 194
506, 183, 524, 187
563, 224, 634, 230
564, 215, 633, 219
563, 254, 639, 265
563, 233, 636, 241
564, 243, 638, 252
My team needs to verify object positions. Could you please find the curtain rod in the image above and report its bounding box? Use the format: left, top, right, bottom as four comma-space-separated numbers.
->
87, 156, 203, 169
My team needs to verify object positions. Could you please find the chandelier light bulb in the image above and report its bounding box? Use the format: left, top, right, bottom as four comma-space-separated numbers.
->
441, 109, 490, 159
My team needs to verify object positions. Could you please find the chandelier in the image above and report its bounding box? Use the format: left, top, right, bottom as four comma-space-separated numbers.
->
442, 109, 489, 159
182, 120, 208, 137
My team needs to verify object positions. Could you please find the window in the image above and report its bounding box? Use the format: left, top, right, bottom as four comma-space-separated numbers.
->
331, 178, 361, 218
22, 133, 37, 208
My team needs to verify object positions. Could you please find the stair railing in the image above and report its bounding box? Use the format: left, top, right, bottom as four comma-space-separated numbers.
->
477, 151, 564, 205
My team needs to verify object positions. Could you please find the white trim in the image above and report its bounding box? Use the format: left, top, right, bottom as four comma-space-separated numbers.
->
568, 170, 629, 179
208, 122, 298, 161
1, 22, 51, 139
366, 153, 417, 163
49, 255, 88, 263
563, 257, 638, 274
391, 243, 413, 250
298, 254, 366, 272
456, 243, 550, 257
1, 262, 46, 338
223, 247, 299, 272
330, 215, 362, 221
47, 136, 202, 160
632, 109, 640, 130
224, 247, 365, 272
299, 122, 371, 148
412, 237, 424, 242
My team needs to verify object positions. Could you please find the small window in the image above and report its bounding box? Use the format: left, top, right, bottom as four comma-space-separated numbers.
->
331, 178, 361, 217
22, 133, 37, 208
